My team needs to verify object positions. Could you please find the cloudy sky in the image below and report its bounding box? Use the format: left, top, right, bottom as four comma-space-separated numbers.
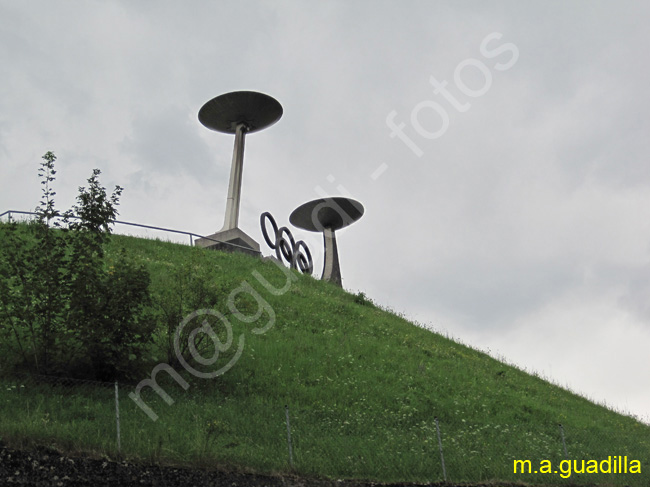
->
1, 1, 649, 422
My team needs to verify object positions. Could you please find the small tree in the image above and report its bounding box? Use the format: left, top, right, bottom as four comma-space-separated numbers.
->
0, 152, 68, 372
65, 168, 152, 380
32, 151, 68, 370
36, 151, 60, 224
66, 168, 123, 256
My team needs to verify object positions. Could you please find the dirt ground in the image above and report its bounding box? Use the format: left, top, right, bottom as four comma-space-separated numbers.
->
0, 441, 545, 487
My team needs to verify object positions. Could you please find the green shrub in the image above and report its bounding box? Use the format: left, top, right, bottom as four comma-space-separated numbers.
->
0, 152, 153, 381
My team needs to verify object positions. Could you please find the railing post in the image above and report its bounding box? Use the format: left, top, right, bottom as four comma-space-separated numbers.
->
435, 417, 447, 481
285, 404, 294, 468
559, 423, 568, 459
115, 381, 121, 454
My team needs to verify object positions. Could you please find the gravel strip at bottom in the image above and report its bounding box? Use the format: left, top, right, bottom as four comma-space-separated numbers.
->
0, 442, 534, 487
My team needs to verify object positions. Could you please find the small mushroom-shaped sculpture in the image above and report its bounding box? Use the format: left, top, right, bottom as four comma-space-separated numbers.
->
290, 197, 364, 287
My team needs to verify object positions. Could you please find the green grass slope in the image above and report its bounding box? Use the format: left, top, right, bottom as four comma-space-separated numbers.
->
1, 233, 649, 485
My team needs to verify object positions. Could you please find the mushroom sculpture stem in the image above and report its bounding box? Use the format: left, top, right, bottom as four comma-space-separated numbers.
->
223, 122, 247, 231
322, 227, 342, 286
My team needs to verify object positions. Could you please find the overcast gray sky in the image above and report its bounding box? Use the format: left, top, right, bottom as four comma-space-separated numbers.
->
1, 1, 649, 422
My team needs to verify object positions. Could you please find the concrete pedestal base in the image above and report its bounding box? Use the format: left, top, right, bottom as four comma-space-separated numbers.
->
194, 227, 260, 257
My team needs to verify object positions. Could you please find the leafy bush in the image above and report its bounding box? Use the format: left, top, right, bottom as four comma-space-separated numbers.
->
0, 152, 153, 380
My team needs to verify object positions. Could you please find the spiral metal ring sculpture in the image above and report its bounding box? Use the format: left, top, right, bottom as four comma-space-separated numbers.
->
260, 212, 313, 275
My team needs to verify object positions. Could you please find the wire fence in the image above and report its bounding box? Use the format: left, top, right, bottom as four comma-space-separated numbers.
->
280, 403, 648, 484
1, 372, 647, 485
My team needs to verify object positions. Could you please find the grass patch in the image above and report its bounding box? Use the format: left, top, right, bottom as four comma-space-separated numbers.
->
1, 229, 649, 485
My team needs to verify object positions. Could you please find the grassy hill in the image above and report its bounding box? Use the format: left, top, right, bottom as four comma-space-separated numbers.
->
1, 230, 649, 485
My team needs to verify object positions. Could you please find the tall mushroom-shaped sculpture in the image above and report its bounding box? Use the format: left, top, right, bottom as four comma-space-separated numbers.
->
290, 197, 364, 287
195, 91, 283, 255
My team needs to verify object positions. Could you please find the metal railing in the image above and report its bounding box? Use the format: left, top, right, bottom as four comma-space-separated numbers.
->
0, 210, 258, 253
